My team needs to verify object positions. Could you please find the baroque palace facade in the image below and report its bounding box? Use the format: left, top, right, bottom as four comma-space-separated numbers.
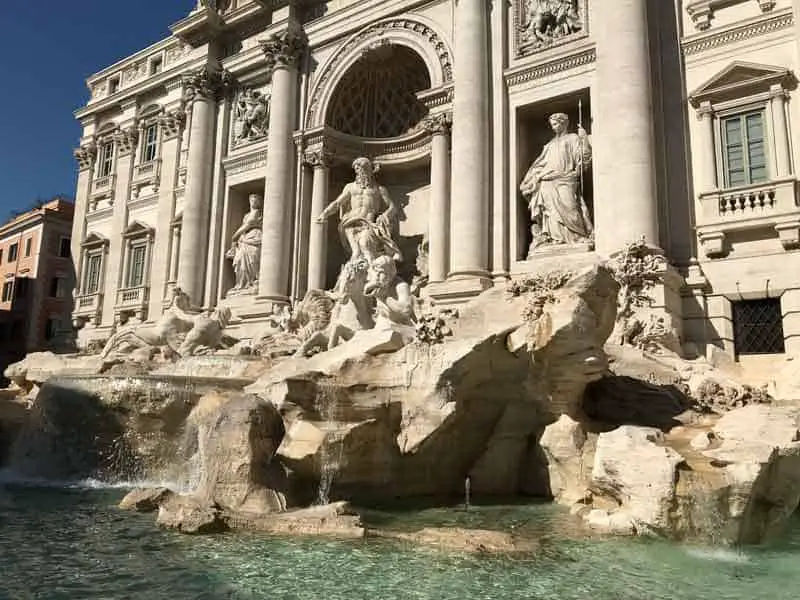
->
71, 0, 800, 364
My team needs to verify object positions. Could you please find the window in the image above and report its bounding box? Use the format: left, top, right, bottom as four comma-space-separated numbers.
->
49, 277, 67, 298
732, 298, 785, 356
722, 111, 768, 188
150, 57, 163, 75
7, 243, 18, 262
98, 141, 115, 178
108, 76, 120, 95
85, 253, 102, 294
1, 281, 13, 302
24, 238, 32, 257
0, 249, 3, 263
15, 278, 29, 300
59, 237, 71, 258
141, 123, 159, 163
126, 244, 147, 288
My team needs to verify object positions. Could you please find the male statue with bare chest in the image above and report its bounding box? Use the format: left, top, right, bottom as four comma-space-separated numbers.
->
316, 157, 403, 264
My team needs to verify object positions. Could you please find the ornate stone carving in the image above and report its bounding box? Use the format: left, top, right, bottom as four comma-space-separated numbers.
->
520, 0, 583, 50
303, 149, 334, 169
74, 144, 97, 170
316, 157, 402, 264
519, 112, 592, 255
182, 64, 235, 102
233, 88, 270, 145
682, 10, 793, 54
306, 18, 454, 127
195, 0, 231, 14
123, 61, 148, 84
158, 110, 186, 139
225, 193, 262, 296
260, 23, 307, 72
421, 113, 452, 136
113, 127, 139, 156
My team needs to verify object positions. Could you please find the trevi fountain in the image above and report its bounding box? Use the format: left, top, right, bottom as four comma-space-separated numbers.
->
4, 0, 800, 590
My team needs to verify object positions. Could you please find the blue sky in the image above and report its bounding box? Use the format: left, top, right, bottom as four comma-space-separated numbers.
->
0, 1, 194, 221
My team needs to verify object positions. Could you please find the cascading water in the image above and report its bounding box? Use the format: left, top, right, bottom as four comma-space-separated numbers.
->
315, 380, 345, 505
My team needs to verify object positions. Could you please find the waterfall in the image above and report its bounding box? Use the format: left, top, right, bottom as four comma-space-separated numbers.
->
315, 380, 344, 505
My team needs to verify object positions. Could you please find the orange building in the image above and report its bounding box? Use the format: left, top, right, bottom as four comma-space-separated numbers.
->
0, 198, 75, 381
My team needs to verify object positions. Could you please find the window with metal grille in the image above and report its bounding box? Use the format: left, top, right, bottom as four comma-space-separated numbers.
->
141, 123, 158, 163
732, 298, 785, 355
722, 110, 768, 188
126, 244, 146, 288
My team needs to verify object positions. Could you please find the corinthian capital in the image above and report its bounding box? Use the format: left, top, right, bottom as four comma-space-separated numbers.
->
182, 64, 236, 102
159, 110, 187, 139
421, 113, 452, 136
114, 127, 139, 156
260, 22, 307, 72
74, 144, 97, 171
304, 149, 333, 169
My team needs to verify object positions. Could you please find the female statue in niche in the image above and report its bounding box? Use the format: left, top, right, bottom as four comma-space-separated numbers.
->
226, 193, 263, 295
520, 112, 592, 255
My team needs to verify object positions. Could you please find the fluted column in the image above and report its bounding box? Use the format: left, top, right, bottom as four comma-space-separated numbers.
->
258, 25, 307, 303
593, 0, 660, 254
770, 84, 792, 177
696, 101, 717, 193
177, 64, 230, 307
424, 114, 452, 283
449, 0, 490, 279
306, 150, 331, 291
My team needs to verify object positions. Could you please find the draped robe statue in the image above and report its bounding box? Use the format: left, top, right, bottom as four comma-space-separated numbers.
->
520, 112, 592, 254
226, 193, 263, 295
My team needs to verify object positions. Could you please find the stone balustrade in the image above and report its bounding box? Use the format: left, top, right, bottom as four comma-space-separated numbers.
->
133, 159, 162, 184
116, 285, 150, 308
74, 292, 103, 318
697, 178, 800, 256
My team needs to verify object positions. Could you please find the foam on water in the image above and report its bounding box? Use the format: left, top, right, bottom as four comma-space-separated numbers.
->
684, 546, 751, 564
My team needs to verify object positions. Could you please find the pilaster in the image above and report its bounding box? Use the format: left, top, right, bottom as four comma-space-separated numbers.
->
305, 149, 332, 292
423, 114, 452, 283
696, 101, 717, 193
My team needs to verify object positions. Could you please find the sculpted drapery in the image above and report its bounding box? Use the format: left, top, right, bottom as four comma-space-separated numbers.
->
226, 194, 263, 295
520, 112, 592, 252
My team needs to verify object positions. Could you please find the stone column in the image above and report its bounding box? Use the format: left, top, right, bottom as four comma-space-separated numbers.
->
258, 25, 307, 304
148, 109, 185, 317
169, 226, 181, 283
448, 0, 490, 281
305, 149, 331, 292
593, 0, 660, 254
424, 115, 452, 283
177, 64, 229, 307
696, 102, 717, 193
770, 84, 792, 177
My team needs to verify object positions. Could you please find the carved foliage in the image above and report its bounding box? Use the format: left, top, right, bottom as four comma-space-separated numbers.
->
74, 144, 97, 170
113, 127, 139, 156
420, 113, 452, 135
183, 64, 235, 101
260, 23, 308, 72
303, 149, 334, 169
158, 110, 187, 139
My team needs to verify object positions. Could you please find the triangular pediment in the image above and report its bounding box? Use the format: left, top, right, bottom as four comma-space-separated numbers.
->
690, 62, 795, 106
82, 232, 109, 247
123, 220, 153, 237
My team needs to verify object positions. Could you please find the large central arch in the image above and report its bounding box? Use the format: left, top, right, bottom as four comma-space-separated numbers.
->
304, 16, 454, 130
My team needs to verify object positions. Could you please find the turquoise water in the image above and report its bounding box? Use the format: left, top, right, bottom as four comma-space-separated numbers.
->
2, 483, 800, 599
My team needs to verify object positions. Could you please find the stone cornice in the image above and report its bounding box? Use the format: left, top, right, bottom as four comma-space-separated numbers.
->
222, 148, 268, 176
682, 7, 794, 56
504, 45, 596, 88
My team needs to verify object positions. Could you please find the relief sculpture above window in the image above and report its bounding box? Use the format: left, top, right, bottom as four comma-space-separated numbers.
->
519, 0, 584, 54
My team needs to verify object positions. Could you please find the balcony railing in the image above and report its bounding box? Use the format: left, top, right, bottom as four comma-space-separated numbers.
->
74, 292, 102, 317
133, 159, 161, 184
116, 285, 150, 308
697, 178, 800, 257
93, 174, 115, 193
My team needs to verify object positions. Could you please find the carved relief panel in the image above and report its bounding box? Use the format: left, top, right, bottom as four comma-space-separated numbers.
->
231, 86, 271, 148
515, 0, 588, 58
